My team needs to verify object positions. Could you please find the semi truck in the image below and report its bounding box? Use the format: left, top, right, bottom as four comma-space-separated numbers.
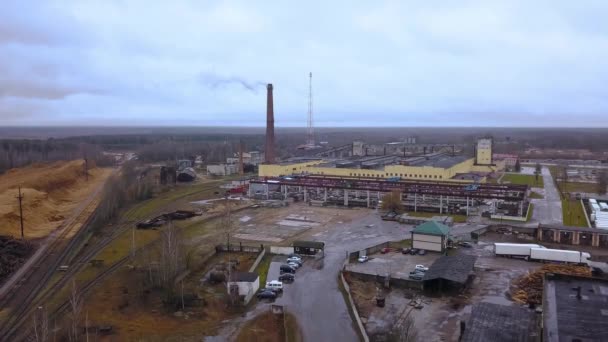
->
493, 243, 545, 258
530, 248, 591, 265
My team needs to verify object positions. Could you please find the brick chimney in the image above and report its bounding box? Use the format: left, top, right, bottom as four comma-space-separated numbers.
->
265, 83, 275, 164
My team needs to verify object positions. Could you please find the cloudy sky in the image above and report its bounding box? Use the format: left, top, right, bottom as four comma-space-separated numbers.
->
1, 1, 607, 127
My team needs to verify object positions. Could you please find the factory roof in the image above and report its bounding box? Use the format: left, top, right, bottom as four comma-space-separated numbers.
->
423, 254, 477, 284
412, 221, 450, 236
542, 273, 608, 342
407, 155, 470, 168
461, 302, 538, 342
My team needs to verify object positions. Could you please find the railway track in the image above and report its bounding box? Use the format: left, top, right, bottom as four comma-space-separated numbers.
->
4, 183, 229, 340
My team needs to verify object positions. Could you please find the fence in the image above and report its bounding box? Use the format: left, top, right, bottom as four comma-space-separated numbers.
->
249, 248, 266, 272
348, 241, 391, 262
270, 246, 295, 255
343, 270, 424, 290
340, 272, 370, 342
215, 243, 264, 253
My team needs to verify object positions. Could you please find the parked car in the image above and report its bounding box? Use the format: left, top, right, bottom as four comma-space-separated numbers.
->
257, 290, 277, 299
280, 265, 296, 274
278, 273, 295, 282
286, 257, 302, 265
409, 270, 424, 275
418, 249, 426, 256
401, 248, 411, 254
288, 253, 302, 259
287, 256, 302, 262
409, 273, 423, 281
265, 280, 284, 292
287, 262, 300, 269
358, 256, 369, 263
381, 247, 390, 254
410, 248, 419, 255
415, 265, 429, 272
458, 241, 473, 248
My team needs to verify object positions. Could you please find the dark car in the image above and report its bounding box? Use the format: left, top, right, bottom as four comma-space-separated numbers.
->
458, 241, 473, 248
410, 248, 419, 255
280, 265, 296, 274
409, 270, 424, 276
401, 248, 411, 254
257, 290, 277, 300
409, 273, 423, 281
278, 273, 295, 282
418, 249, 426, 255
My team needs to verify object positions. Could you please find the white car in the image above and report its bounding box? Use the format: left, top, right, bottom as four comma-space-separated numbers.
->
415, 265, 428, 272
286, 257, 302, 264
358, 256, 369, 263
266, 280, 283, 292
287, 262, 300, 269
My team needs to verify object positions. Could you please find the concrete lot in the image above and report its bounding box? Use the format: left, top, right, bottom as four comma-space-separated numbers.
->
531, 167, 563, 225
345, 251, 439, 281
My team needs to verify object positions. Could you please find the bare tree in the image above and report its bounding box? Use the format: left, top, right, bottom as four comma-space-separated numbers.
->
381, 190, 403, 213
159, 221, 182, 296
32, 306, 49, 342
68, 280, 82, 342
599, 171, 607, 195
385, 315, 418, 342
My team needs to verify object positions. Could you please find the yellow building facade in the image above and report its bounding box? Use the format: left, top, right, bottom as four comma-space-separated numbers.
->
259, 157, 502, 183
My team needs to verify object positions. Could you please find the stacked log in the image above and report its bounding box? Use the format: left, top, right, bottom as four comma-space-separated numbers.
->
512, 264, 591, 305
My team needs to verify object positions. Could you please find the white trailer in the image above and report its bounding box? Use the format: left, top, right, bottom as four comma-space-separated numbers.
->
530, 248, 591, 265
493, 243, 545, 258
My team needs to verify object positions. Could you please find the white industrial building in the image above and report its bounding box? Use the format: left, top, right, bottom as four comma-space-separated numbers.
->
227, 272, 259, 305
411, 221, 450, 252
589, 198, 608, 229
207, 163, 238, 176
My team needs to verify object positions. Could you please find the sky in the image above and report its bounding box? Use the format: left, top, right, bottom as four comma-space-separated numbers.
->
1, 0, 607, 127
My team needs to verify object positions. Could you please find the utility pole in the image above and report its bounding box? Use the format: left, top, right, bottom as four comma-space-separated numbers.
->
17, 186, 24, 240
84, 157, 89, 182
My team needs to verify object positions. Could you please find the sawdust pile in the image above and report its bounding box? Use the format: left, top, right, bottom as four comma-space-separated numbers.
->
511, 264, 591, 305
0, 160, 112, 238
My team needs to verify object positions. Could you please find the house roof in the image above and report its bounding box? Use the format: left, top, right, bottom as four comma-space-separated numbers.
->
412, 221, 450, 236
461, 302, 538, 342
293, 240, 325, 249
423, 254, 477, 284
228, 272, 258, 282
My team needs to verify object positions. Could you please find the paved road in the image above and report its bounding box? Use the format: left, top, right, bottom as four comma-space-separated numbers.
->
264, 212, 406, 342
531, 167, 563, 225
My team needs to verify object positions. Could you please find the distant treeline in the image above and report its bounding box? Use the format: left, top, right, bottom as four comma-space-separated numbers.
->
0, 139, 114, 173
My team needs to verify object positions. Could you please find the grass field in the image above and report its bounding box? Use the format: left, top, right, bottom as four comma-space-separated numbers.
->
529, 191, 544, 199
502, 173, 544, 188
405, 211, 467, 223
556, 182, 602, 195
562, 199, 588, 227
255, 254, 273, 286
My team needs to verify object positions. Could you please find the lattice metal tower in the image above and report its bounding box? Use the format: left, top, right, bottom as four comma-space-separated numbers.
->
306, 72, 315, 148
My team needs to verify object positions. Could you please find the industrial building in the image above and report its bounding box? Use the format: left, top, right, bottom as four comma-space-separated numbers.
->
542, 273, 608, 341
411, 221, 450, 252
207, 163, 238, 176
259, 139, 503, 182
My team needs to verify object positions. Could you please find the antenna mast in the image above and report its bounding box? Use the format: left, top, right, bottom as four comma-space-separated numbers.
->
306, 72, 315, 148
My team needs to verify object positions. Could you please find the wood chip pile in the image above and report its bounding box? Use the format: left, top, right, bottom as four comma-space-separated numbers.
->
512, 264, 591, 305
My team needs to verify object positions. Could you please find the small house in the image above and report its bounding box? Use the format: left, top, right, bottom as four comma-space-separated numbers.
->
227, 272, 259, 305
293, 240, 325, 256
411, 221, 450, 252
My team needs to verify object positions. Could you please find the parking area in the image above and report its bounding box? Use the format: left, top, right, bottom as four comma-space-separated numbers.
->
345, 250, 439, 281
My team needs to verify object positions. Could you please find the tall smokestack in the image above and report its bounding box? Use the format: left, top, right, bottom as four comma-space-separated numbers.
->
265, 83, 275, 164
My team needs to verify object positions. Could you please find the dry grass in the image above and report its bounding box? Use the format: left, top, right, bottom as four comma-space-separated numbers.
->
0, 160, 112, 238
237, 311, 300, 342
345, 274, 378, 319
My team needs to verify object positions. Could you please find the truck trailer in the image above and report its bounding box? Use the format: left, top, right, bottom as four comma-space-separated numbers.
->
529, 248, 591, 265
493, 243, 545, 258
